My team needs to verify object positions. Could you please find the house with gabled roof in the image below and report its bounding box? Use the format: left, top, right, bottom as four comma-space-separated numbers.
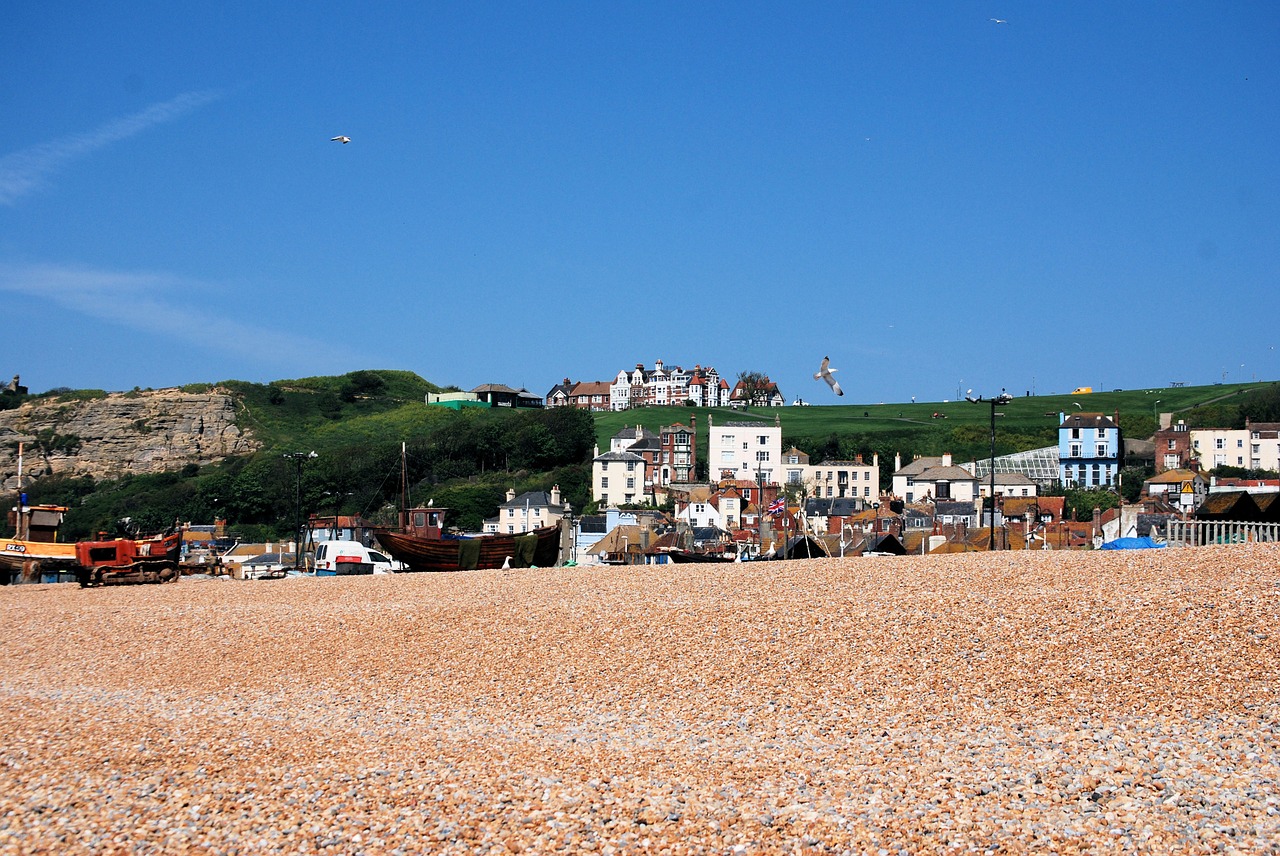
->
1143, 468, 1207, 512
891, 453, 979, 503
728, 376, 785, 408
483, 486, 568, 534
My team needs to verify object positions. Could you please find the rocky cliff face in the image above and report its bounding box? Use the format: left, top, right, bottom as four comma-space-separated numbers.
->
0, 388, 259, 489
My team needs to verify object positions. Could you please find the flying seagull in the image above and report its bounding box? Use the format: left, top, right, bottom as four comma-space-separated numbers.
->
989, 17, 1008, 23
331, 135, 351, 144
814, 356, 843, 396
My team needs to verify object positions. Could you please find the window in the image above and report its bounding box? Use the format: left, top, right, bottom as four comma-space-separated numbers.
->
508, 508, 515, 518
1071, 428, 1080, 439
1096, 443, 1107, 457
626, 478, 635, 488
1168, 439, 1176, 450
600, 494, 607, 504
756, 450, 769, 462
864, 486, 871, 497
1069, 443, 1082, 458
601, 477, 608, 488
1215, 438, 1225, 450
758, 436, 767, 445
1164, 454, 1179, 469
1237, 439, 1244, 448
508, 525, 514, 533
626, 461, 635, 471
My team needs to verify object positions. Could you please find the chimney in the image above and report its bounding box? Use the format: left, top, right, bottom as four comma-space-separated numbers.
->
551, 484, 561, 506
942, 452, 952, 467
894, 452, 901, 472
506, 488, 516, 502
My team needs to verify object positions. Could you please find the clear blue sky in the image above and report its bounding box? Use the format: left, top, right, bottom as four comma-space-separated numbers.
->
3, 2, 1277, 404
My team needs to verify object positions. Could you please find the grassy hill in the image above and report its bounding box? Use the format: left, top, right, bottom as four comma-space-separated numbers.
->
592, 381, 1269, 466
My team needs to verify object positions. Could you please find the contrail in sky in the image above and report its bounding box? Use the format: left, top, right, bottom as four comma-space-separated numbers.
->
0, 262, 363, 372
0, 89, 221, 205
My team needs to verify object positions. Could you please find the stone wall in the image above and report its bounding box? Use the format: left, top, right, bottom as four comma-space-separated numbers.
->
0, 388, 259, 489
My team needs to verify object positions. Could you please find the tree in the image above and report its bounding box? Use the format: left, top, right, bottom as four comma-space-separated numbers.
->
1063, 488, 1121, 522
736, 371, 768, 406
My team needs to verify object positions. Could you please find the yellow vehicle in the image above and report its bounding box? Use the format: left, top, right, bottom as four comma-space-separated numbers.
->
1070, 386, 1093, 395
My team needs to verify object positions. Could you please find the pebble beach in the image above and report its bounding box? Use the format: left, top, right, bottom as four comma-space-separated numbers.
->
1, 545, 1278, 854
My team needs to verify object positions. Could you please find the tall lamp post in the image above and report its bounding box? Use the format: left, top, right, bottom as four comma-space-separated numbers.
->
966, 389, 1012, 550
283, 451, 317, 569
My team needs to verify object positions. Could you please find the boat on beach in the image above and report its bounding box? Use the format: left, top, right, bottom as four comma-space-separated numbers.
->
375, 505, 562, 573
664, 547, 738, 563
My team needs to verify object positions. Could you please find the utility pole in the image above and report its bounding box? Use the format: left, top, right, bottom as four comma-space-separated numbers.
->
283, 451, 317, 569
966, 389, 1012, 550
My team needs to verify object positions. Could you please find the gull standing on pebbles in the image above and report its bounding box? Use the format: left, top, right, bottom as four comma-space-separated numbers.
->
331, 135, 351, 144
814, 356, 843, 396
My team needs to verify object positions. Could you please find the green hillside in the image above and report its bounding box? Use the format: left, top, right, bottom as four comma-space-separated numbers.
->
593, 381, 1270, 467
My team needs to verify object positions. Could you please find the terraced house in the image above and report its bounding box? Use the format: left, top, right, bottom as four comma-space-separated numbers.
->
1058, 411, 1122, 488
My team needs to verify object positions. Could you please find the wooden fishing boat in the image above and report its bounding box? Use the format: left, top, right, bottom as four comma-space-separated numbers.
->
664, 548, 737, 563
375, 506, 562, 573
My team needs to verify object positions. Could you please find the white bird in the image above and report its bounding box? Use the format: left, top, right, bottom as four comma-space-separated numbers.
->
990, 18, 1008, 24
331, 135, 351, 144
814, 356, 844, 396
501, 556, 512, 570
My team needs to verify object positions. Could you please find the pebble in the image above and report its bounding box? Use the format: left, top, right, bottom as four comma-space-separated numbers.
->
1, 544, 1278, 852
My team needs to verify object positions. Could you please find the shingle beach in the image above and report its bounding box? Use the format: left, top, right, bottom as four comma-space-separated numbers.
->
2, 545, 1278, 854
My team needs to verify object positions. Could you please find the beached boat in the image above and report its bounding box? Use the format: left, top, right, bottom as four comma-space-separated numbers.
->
375, 505, 562, 573
664, 548, 737, 563
2, 503, 182, 586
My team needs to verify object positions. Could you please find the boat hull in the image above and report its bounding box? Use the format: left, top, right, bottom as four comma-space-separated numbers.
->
666, 549, 736, 563
376, 523, 561, 573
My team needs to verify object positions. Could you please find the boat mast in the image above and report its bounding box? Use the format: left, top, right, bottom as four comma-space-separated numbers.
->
399, 442, 408, 531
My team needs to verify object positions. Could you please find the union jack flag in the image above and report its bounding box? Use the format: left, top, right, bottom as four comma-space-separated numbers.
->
767, 498, 786, 517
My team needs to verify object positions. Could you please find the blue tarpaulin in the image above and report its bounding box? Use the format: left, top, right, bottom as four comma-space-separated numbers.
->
1099, 537, 1166, 550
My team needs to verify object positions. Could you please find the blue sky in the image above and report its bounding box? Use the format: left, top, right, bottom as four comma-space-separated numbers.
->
3, 2, 1277, 404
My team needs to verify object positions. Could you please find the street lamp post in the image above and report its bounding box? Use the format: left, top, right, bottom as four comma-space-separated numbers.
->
966, 389, 1012, 550
283, 451, 317, 569
1153, 400, 1162, 428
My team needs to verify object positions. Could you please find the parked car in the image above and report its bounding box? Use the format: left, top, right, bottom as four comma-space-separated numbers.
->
313, 540, 405, 575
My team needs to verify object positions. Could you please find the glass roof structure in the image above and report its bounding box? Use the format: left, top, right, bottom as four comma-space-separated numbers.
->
962, 445, 1061, 484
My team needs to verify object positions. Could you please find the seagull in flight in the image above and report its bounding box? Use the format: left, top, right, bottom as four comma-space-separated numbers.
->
814, 356, 843, 397
331, 135, 351, 144
990, 18, 1008, 23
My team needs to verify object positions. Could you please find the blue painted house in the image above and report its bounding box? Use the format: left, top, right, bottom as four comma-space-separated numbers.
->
1058, 411, 1122, 488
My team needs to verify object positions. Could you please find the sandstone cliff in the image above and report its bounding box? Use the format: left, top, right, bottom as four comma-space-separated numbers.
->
0, 388, 259, 489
